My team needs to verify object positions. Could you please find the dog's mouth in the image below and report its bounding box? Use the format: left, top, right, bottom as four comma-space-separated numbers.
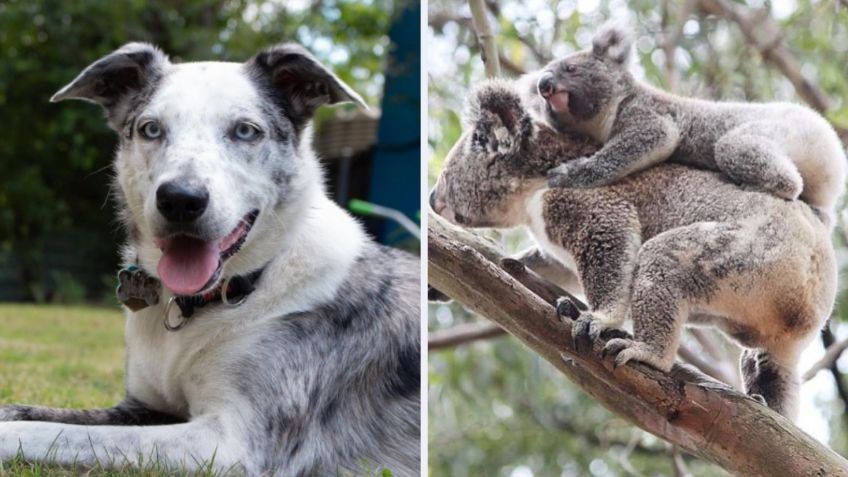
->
155, 210, 259, 296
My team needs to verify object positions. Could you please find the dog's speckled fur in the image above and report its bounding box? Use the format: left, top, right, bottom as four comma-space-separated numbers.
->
431, 80, 838, 420
0, 43, 420, 476
522, 23, 846, 225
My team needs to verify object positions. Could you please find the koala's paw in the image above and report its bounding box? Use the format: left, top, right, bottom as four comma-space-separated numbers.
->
602, 339, 672, 371
768, 174, 803, 202
569, 311, 628, 355
546, 158, 599, 188
555, 296, 582, 321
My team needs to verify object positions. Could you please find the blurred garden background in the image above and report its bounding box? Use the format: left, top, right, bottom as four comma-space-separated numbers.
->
427, 0, 848, 475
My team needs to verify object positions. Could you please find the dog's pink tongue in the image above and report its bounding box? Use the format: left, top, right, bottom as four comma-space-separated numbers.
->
157, 236, 219, 295
549, 91, 569, 113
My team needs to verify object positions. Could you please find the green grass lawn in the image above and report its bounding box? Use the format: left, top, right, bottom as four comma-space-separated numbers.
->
0, 305, 387, 477
0, 304, 125, 410
0, 304, 209, 476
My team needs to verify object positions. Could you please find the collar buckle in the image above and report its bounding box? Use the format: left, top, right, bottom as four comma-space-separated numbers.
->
163, 296, 190, 331
221, 276, 249, 307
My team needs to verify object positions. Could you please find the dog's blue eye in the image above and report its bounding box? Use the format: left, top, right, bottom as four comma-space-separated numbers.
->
234, 122, 261, 141
139, 121, 162, 140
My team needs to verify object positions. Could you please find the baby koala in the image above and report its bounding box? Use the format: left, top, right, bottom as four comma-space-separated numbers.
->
523, 22, 846, 223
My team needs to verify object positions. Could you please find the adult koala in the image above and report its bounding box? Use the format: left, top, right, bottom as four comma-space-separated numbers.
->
430, 80, 838, 420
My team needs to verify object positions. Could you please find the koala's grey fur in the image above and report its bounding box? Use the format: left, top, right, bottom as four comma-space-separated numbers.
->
522, 22, 846, 225
431, 80, 839, 420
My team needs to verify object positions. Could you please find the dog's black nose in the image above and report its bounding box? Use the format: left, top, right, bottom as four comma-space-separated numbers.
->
156, 181, 209, 223
538, 73, 556, 98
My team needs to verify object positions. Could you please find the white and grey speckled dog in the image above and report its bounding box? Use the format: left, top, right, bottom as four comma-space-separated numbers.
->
0, 43, 420, 476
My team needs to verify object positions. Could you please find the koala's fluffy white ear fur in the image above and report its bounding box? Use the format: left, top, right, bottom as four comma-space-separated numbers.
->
592, 21, 633, 65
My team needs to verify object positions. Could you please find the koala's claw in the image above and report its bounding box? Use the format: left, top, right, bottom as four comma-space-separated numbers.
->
599, 327, 630, 341
570, 312, 614, 354
749, 393, 768, 406
602, 338, 672, 371
555, 297, 581, 321
570, 316, 593, 354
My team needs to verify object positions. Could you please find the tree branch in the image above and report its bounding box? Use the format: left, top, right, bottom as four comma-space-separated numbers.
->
428, 211, 848, 476
515, 33, 549, 65
428, 12, 472, 30
468, 0, 502, 78
676, 343, 737, 387
498, 54, 526, 76
688, 329, 724, 363
429, 322, 505, 350
672, 447, 694, 477
803, 333, 848, 382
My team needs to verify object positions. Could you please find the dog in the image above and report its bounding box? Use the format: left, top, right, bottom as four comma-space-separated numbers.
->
0, 43, 420, 476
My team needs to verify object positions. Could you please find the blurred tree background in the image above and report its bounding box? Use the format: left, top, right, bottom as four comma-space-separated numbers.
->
0, 0, 398, 303
428, 0, 848, 475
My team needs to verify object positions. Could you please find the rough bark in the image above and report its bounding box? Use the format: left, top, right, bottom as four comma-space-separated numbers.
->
428, 211, 848, 476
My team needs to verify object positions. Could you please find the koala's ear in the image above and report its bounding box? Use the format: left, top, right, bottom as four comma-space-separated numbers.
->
591, 22, 633, 65
464, 79, 527, 133
247, 43, 367, 127
51, 43, 169, 126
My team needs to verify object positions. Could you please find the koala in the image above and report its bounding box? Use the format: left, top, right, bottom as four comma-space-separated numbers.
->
430, 80, 839, 420
520, 22, 846, 225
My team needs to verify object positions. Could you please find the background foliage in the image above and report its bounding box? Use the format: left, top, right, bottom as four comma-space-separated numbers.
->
428, 1, 848, 475
0, 0, 394, 302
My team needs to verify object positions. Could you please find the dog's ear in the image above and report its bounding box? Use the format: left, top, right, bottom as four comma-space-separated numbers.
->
51, 43, 169, 127
247, 43, 367, 127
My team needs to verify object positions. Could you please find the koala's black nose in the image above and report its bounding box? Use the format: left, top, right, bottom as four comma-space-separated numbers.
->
428, 188, 437, 210
156, 180, 209, 223
538, 73, 556, 99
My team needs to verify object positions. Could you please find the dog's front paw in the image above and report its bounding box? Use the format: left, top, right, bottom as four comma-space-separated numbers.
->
602, 338, 672, 371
